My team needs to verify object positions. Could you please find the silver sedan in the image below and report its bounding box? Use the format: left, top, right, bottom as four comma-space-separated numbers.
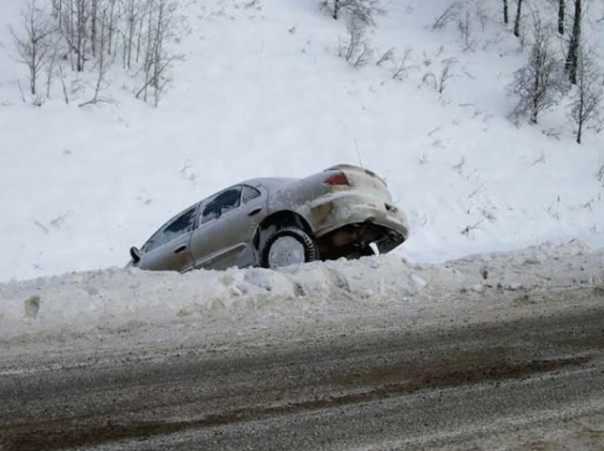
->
129, 164, 409, 271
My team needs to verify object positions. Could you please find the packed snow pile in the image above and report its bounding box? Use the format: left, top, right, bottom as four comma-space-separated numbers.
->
1, 0, 604, 283
0, 255, 425, 340
1, 241, 602, 341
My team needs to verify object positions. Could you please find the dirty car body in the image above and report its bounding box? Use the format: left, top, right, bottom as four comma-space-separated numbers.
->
129, 164, 409, 271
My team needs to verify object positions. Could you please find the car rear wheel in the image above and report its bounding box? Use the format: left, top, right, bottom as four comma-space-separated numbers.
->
261, 227, 318, 268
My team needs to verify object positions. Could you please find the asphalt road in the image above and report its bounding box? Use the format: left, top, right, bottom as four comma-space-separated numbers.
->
1, 292, 603, 450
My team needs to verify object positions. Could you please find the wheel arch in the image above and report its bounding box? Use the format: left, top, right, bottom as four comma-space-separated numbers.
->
253, 210, 314, 250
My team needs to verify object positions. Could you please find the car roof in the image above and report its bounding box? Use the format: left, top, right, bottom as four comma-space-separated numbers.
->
241, 177, 297, 190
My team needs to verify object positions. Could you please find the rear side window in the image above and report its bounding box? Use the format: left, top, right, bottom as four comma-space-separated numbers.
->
144, 207, 196, 252
201, 187, 242, 224
242, 185, 261, 204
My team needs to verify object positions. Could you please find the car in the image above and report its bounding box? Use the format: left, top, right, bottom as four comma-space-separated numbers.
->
128, 164, 409, 271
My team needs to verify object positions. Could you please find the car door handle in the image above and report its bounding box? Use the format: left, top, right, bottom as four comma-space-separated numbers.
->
248, 208, 261, 216
174, 245, 187, 254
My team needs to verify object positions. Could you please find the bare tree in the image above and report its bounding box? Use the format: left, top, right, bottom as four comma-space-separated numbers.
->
51, 0, 64, 27
121, 0, 146, 69
332, 0, 341, 20
58, 64, 70, 104
45, 32, 65, 98
90, 0, 98, 56
77, 0, 90, 71
10, 0, 55, 97
510, 19, 564, 124
6, 0, 186, 107
570, 48, 604, 144
565, 0, 582, 85
68, 0, 90, 72
79, 7, 109, 106
106, 0, 119, 56
513, 0, 524, 38
558, 0, 565, 35
136, 0, 181, 106
503, 0, 509, 24
58, 0, 90, 72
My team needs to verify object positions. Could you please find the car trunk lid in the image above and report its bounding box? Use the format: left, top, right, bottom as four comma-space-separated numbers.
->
323, 164, 392, 201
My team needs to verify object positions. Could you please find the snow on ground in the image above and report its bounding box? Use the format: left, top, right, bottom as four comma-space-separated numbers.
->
0, 1, 604, 346
1, 241, 602, 344
0, 0, 603, 283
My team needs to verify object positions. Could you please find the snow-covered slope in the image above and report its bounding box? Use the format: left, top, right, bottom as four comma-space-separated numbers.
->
0, 0, 603, 282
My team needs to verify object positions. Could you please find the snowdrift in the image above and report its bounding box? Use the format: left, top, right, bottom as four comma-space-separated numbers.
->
1, 241, 602, 341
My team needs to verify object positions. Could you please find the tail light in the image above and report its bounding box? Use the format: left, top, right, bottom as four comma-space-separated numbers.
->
323, 172, 350, 186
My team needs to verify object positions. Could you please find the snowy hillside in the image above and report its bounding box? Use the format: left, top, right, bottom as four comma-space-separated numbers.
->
1, 0, 603, 282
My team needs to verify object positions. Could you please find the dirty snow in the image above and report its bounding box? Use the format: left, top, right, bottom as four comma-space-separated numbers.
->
1, 0, 604, 354
1, 241, 602, 345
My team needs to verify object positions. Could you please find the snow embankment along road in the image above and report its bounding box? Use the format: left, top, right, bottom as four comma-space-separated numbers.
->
1, 241, 603, 450
1, 268, 603, 450
0, 240, 602, 349
1, 0, 604, 283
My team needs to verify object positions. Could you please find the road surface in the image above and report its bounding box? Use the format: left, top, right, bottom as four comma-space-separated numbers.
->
1, 287, 603, 450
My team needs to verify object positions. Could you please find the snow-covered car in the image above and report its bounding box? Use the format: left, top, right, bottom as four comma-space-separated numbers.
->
129, 164, 409, 271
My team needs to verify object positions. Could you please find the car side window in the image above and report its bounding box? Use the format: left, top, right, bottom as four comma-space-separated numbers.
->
242, 185, 261, 204
144, 206, 196, 253
201, 187, 242, 224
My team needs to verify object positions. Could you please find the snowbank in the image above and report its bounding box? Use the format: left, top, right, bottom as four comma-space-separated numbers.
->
1, 241, 602, 341
0, 255, 425, 339
1, 0, 604, 282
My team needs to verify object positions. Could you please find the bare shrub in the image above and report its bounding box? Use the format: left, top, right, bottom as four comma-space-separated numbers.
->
10, 0, 55, 98
325, 0, 383, 25
546, 195, 561, 220
432, 2, 461, 30
10, 0, 184, 106
510, 18, 565, 124
422, 58, 456, 95
392, 47, 414, 80
422, 72, 437, 90
58, 65, 70, 104
339, 12, 372, 67
376, 47, 393, 66
597, 162, 604, 185
44, 33, 65, 99
438, 58, 456, 94
461, 221, 482, 237
457, 9, 475, 51
570, 48, 604, 144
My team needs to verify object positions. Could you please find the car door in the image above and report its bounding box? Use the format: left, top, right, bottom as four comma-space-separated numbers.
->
138, 205, 198, 272
190, 185, 266, 270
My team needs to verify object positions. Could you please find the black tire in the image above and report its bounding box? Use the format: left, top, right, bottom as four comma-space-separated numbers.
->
360, 243, 378, 257
260, 227, 318, 268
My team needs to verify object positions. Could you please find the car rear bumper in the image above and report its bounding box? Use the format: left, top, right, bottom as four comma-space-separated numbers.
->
304, 192, 409, 247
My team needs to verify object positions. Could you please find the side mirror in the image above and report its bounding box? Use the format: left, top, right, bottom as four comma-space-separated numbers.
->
129, 246, 142, 264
